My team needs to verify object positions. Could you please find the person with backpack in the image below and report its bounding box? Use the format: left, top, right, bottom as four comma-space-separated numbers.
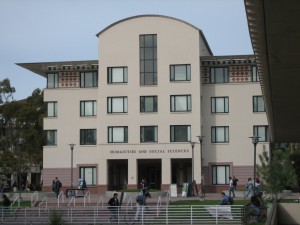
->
108, 193, 120, 223
232, 176, 239, 191
135, 194, 146, 221
53, 177, 62, 198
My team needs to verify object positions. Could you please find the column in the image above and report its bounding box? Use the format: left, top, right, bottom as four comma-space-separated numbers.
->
161, 158, 171, 190
127, 158, 137, 189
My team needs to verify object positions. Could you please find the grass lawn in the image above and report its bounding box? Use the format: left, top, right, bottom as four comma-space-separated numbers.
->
170, 199, 251, 205
0, 201, 31, 207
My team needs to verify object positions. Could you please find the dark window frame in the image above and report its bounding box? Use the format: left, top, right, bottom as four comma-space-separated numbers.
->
210, 67, 229, 83
140, 96, 158, 112
211, 97, 229, 113
170, 95, 192, 112
253, 125, 269, 142
170, 64, 191, 81
170, 125, 191, 142
253, 96, 266, 112
140, 126, 158, 143
212, 165, 230, 185
80, 129, 97, 145
80, 100, 97, 116
80, 72, 98, 88
211, 126, 229, 143
107, 67, 128, 84
107, 97, 128, 113
108, 126, 128, 143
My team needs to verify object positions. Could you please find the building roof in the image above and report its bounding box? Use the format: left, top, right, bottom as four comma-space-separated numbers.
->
244, 0, 300, 142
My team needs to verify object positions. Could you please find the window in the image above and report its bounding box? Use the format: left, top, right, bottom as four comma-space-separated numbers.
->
45, 130, 57, 146
211, 97, 229, 113
140, 126, 158, 143
211, 126, 229, 143
170, 125, 191, 142
253, 96, 265, 112
171, 95, 191, 112
140, 96, 157, 112
252, 66, 259, 82
80, 101, 97, 116
47, 73, 59, 88
212, 165, 230, 185
108, 126, 128, 143
108, 67, 128, 83
80, 72, 98, 87
46, 102, 57, 117
253, 126, 269, 142
170, 64, 191, 81
80, 129, 96, 145
80, 167, 96, 185
210, 67, 229, 83
140, 34, 157, 85
107, 97, 128, 113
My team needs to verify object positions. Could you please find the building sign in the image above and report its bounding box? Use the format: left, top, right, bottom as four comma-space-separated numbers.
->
109, 149, 190, 154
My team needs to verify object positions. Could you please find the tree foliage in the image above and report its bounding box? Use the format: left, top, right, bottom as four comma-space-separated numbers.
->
0, 78, 44, 176
257, 145, 296, 196
0, 78, 15, 104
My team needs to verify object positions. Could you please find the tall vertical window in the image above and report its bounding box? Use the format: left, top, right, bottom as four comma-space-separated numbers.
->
46, 102, 57, 117
253, 126, 269, 142
45, 130, 57, 146
80, 167, 96, 185
211, 126, 229, 143
253, 96, 265, 112
211, 97, 229, 113
210, 67, 229, 83
80, 72, 98, 87
140, 126, 158, 143
140, 34, 157, 85
170, 64, 191, 81
252, 66, 259, 82
140, 96, 157, 112
107, 97, 128, 113
80, 129, 96, 145
80, 101, 97, 116
170, 95, 191, 112
107, 67, 128, 83
108, 126, 128, 143
170, 125, 191, 142
47, 73, 59, 88
212, 165, 230, 185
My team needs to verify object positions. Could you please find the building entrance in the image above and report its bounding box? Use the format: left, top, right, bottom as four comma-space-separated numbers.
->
137, 159, 161, 190
107, 159, 128, 191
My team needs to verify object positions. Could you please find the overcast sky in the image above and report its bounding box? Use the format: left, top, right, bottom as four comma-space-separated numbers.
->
0, 0, 252, 100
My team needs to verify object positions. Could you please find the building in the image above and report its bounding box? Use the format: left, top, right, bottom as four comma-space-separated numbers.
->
18, 15, 269, 194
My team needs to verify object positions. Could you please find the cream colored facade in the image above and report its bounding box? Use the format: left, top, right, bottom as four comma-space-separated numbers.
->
19, 15, 268, 194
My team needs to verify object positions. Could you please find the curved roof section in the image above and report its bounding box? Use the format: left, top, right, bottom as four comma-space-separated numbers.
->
96, 14, 213, 55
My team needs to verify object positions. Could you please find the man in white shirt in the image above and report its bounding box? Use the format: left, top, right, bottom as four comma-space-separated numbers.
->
228, 176, 235, 198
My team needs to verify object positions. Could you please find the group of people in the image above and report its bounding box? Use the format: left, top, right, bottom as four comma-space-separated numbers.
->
107, 178, 151, 223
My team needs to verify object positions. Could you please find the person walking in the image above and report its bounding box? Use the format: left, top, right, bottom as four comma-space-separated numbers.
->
244, 178, 254, 199
135, 194, 146, 221
232, 176, 239, 191
53, 177, 62, 198
108, 193, 119, 223
228, 177, 235, 198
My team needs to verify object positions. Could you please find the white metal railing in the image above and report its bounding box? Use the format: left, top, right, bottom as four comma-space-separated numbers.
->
31, 191, 39, 207
10, 195, 20, 210
83, 190, 90, 207
57, 190, 64, 207
0, 205, 245, 224
96, 196, 103, 216
68, 196, 76, 208
165, 190, 170, 205
126, 196, 133, 208
38, 195, 48, 217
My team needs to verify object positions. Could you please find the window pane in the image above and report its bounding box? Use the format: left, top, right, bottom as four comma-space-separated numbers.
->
171, 125, 190, 142
112, 98, 124, 112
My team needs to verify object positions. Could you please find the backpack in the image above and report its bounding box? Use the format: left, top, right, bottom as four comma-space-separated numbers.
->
136, 195, 145, 205
228, 197, 234, 205
58, 181, 62, 188
232, 179, 237, 186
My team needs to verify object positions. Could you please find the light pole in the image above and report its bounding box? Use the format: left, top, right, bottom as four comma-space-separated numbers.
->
197, 135, 205, 198
69, 144, 75, 194
249, 136, 259, 194
190, 141, 196, 196
17, 138, 24, 207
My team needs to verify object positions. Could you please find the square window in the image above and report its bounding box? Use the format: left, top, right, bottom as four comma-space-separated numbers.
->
107, 97, 128, 113
253, 126, 268, 142
140, 126, 158, 142
80, 101, 97, 116
80, 167, 96, 185
210, 68, 229, 83
170, 125, 191, 142
211, 97, 229, 113
170, 64, 191, 81
80, 129, 96, 145
108, 126, 128, 143
80, 72, 98, 87
171, 95, 191, 112
108, 67, 128, 83
211, 126, 229, 143
140, 96, 157, 112
212, 165, 230, 185
45, 130, 57, 146
47, 73, 59, 88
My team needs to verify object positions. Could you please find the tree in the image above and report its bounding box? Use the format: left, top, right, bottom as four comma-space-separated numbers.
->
257, 145, 296, 198
0, 79, 44, 188
0, 78, 15, 104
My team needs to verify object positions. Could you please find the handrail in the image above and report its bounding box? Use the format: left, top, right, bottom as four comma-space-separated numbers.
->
156, 195, 161, 217
126, 196, 133, 208
83, 190, 90, 207
10, 196, 19, 210
96, 196, 103, 217
38, 196, 48, 217
68, 196, 75, 208
57, 191, 64, 207
31, 191, 39, 207
165, 190, 170, 205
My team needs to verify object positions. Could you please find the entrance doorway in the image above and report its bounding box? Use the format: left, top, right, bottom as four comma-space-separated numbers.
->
137, 159, 161, 190
107, 159, 128, 191
171, 158, 192, 185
